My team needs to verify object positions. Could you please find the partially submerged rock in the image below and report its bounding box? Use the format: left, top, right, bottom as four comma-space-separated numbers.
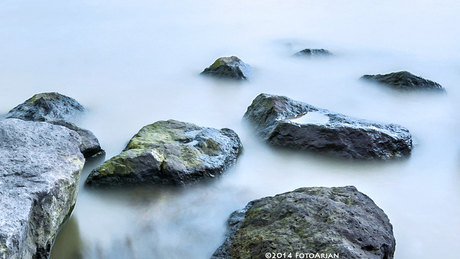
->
201, 56, 252, 80
6, 92, 85, 122
6, 92, 104, 158
85, 119, 242, 187
294, 48, 333, 57
48, 120, 104, 158
0, 119, 85, 259
211, 186, 395, 259
360, 71, 445, 92
243, 93, 412, 159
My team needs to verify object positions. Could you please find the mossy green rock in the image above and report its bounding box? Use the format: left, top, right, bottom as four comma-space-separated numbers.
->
7, 92, 85, 122
201, 56, 252, 80
211, 186, 395, 259
85, 120, 242, 187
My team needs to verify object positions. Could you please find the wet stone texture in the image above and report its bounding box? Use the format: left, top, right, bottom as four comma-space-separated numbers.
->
6, 92, 104, 158
201, 56, 252, 80
243, 93, 412, 160
360, 71, 446, 92
211, 186, 395, 259
0, 119, 84, 259
86, 119, 243, 187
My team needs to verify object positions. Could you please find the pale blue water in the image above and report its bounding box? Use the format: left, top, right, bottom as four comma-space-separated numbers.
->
1, 1, 460, 258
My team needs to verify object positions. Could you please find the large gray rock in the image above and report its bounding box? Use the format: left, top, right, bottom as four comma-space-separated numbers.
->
360, 71, 445, 92
85, 119, 243, 187
211, 186, 395, 259
0, 119, 85, 259
201, 56, 252, 80
243, 93, 412, 159
6, 92, 104, 158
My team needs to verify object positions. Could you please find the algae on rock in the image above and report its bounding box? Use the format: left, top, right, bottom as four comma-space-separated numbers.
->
86, 119, 243, 187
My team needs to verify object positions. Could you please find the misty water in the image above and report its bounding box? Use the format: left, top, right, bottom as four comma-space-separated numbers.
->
1, 0, 460, 258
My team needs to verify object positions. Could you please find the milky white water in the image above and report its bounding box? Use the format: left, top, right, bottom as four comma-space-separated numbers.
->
1, 1, 460, 258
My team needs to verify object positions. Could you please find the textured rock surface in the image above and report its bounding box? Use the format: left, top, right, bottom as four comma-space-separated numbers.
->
6, 92, 103, 158
0, 119, 85, 259
294, 48, 333, 57
243, 93, 412, 159
201, 56, 252, 80
211, 186, 395, 259
86, 119, 242, 187
360, 71, 445, 92
48, 120, 104, 158
6, 92, 85, 122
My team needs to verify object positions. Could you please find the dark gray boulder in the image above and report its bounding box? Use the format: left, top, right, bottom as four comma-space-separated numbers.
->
85, 119, 243, 187
243, 93, 412, 159
6, 92, 104, 158
294, 48, 333, 57
0, 119, 85, 259
211, 186, 395, 259
6, 92, 85, 122
201, 56, 252, 80
360, 71, 445, 92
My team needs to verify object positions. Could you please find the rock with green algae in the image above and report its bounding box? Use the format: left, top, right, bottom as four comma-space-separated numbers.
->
0, 118, 84, 259
85, 119, 243, 187
6, 92, 104, 158
211, 186, 395, 259
201, 56, 252, 80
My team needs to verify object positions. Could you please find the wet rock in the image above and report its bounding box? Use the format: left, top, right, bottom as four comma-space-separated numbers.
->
85, 119, 242, 187
6, 92, 104, 158
201, 56, 252, 80
6, 92, 85, 122
243, 93, 412, 159
211, 186, 395, 259
294, 48, 333, 57
360, 71, 445, 92
0, 118, 85, 259
48, 120, 104, 158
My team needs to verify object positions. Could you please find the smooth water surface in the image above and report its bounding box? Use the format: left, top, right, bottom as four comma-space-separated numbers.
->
1, 1, 460, 258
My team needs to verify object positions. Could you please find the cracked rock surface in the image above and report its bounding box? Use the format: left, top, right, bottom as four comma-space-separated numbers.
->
0, 119, 84, 259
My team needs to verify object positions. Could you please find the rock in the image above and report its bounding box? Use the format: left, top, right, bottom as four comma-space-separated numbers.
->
6, 92, 104, 158
211, 186, 395, 259
6, 92, 85, 122
48, 120, 104, 158
243, 93, 412, 159
294, 48, 333, 57
360, 71, 445, 92
201, 56, 252, 80
85, 119, 243, 187
0, 118, 85, 259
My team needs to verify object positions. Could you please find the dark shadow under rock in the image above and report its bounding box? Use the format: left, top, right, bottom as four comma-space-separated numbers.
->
360, 71, 445, 92
201, 56, 252, 80
211, 186, 395, 259
243, 93, 412, 160
85, 119, 243, 188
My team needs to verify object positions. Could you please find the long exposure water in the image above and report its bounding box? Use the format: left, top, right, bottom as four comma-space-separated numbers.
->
1, 1, 460, 258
